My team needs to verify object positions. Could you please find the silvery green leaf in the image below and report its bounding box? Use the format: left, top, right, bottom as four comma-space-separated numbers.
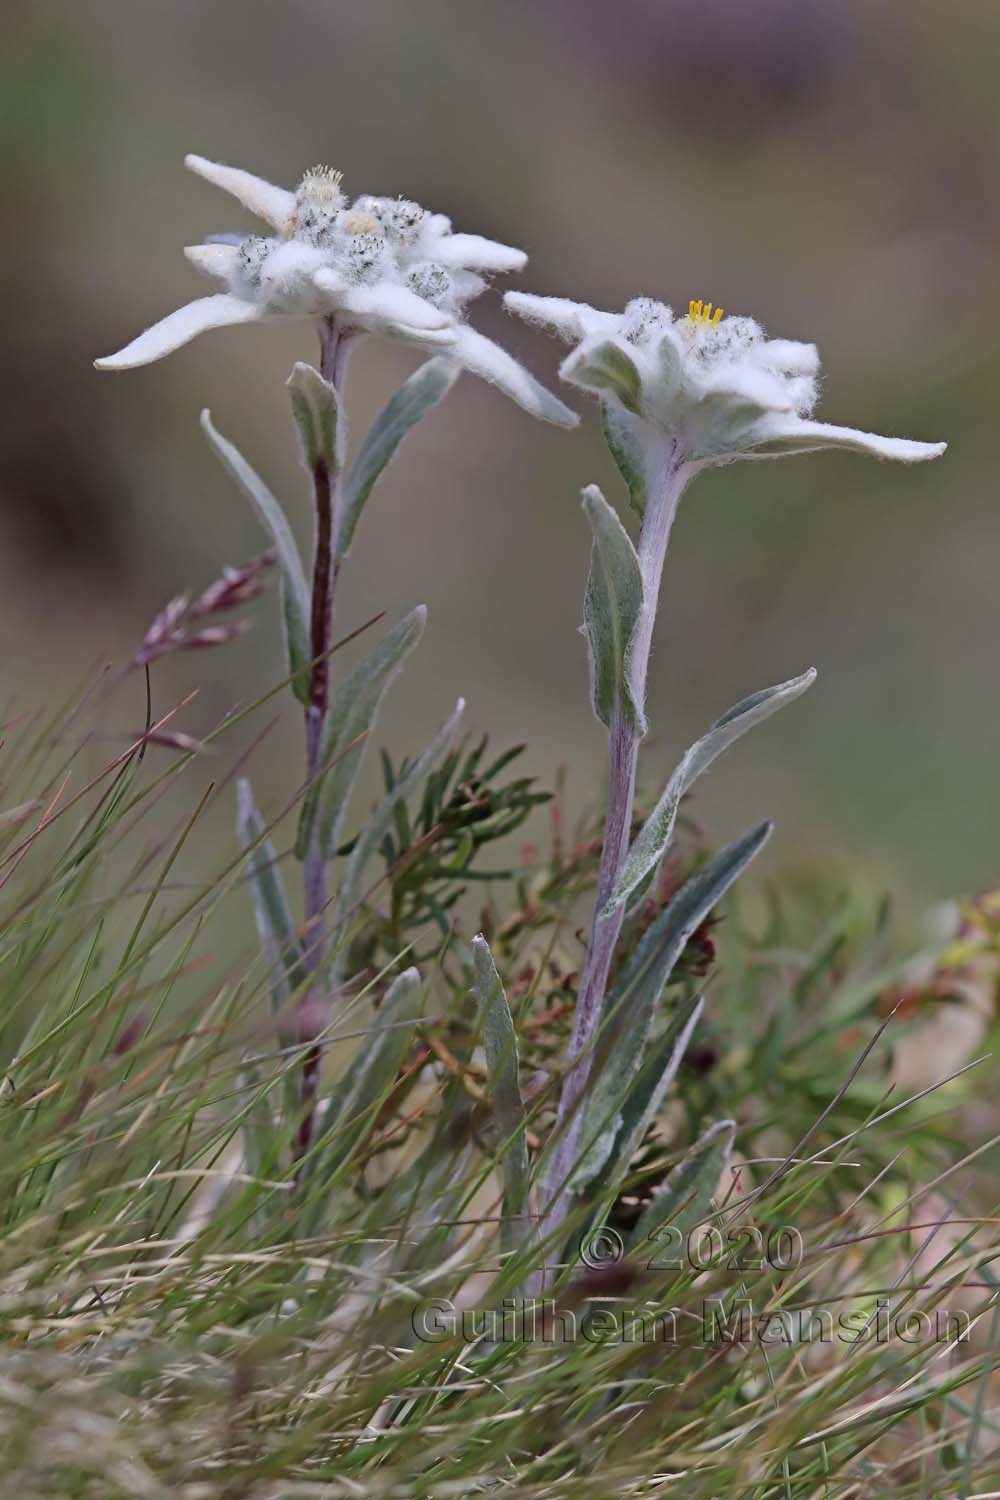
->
309, 967, 422, 1185
581, 485, 646, 736
562, 337, 643, 414
287, 361, 346, 474
629, 1119, 736, 1261
236, 777, 306, 1012
202, 411, 311, 703
339, 358, 459, 559
571, 994, 703, 1194
602, 403, 648, 518
471, 935, 531, 1257
295, 607, 427, 861
329, 699, 465, 980
572, 821, 771, 1191
604, 669, 815, 916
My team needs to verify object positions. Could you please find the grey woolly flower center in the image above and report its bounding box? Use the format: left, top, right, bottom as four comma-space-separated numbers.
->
406, 262, 455, 309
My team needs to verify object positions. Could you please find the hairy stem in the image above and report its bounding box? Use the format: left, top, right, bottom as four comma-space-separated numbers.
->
542, 437, 691, 1259
297, 315, 353, 1165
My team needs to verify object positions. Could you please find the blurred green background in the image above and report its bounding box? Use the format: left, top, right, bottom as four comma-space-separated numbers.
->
2, 0, 998, 908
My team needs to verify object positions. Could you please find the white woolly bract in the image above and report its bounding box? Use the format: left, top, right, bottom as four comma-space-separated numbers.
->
94, 295, 262, 370
505, 291, 945, 464
96, 156, 573, 424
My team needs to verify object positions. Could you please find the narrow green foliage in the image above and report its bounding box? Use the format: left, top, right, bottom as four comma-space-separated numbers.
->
287, 360, 346, 474
307, 966, 422, 1189
201, 410, 312, 702
0, 684, 993, 1497
0, 472, 990, 1498
329, 698, 466, 977
630, 1117, 736, 1257
582, 484, 646, 735
471, 934, 531, 1256
295, 606, 427, 861
339, 357, 459, 559
236, 776, 305, 1010
604, 668, 816, 915
355, 737, 549, 963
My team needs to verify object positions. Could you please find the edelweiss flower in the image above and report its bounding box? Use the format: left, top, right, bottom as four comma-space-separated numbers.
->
504, 292, 944, 463
96, 156, 576, 427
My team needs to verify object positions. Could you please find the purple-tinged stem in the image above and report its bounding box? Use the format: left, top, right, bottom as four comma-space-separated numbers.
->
541, 436, 691, 1258
297, 315, 353, 1165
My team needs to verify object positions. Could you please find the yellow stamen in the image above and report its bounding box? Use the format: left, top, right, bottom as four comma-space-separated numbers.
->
687, 298, 725, 327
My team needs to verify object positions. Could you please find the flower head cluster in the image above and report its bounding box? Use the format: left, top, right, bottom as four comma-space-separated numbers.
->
96, 156, 576, 427
505, 291, 945, 465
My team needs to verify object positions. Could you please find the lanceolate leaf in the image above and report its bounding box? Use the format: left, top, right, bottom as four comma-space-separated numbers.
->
339, 358, 459, 559
329, 699, 466, 980
471, 935, 531, 1256
235, 777, 306, 1012
602, 403, 648, 518
582, 485, 646, 735
572, 994, 703, 1194
572, 821, 772, 1191
202, 411, 311, 703
603, 669, 815, 916
295, 607, 427, 861
287, 361, 346, 474
629, 1119, 736, 1261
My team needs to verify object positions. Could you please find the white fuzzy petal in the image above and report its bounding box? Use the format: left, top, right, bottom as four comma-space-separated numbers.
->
504, 291, 612, 344
750, 338, 820, 376
311, 265, 348, 295
252, 240, 328, 314
185, 243, 240, 281
185, 154, 295, 231
449, 325, 579, 427
322, 277, 454, 333
751, 417, 947, 463
699, 364, 794, 415
431, 233, 527, 274
94, 295, 261, 370
389, 325, 461, 348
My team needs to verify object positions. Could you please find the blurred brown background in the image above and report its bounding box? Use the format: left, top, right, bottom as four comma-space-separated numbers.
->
2, 0, 998, 909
